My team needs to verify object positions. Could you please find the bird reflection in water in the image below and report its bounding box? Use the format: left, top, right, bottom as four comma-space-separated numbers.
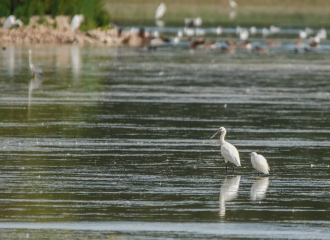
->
71, 45, 82, 79
219, 176, 241, 217
250, 177, 269, 201
28, 77, 43, 117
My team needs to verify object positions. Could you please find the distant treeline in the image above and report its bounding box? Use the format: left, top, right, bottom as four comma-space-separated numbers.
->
0, 0, 110, 29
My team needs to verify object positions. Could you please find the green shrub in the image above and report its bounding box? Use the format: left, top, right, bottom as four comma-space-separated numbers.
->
0, 0, 111, 30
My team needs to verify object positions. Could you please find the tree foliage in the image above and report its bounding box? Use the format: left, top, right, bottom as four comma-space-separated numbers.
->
1, 0, 110, 29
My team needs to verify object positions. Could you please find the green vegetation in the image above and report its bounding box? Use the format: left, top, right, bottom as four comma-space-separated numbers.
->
0, 0, 111, 30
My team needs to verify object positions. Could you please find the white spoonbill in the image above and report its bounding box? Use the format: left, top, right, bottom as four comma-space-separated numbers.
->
210, 127, 241, 171
250, 152, 270, 175
29, 50, 43, 77
155, 3, 167, 19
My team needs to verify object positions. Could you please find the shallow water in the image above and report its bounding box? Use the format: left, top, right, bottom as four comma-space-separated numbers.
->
0, 44, 330, 239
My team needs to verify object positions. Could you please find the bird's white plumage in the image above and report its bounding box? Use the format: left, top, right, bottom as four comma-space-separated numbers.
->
2, 15, 23, 29
211, 127, 241, 168
71, 14, 84, 32
155, 3, 167, 19
229, 0, 237, 8
250, 152, 269, 174
221, 144, 240, 166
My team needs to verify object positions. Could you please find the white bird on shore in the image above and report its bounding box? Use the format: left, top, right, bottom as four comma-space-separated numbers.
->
184, 27, 195, 37
250, 152, 270, 175
29, 50, 44, 77
195, 28, 205, 36
2, 15, 23, 29
317, 28, 327, 39
229, 0, 237, 8
71, 14, 84, 32
155, 3, 167, 19
210, 127, 241, 172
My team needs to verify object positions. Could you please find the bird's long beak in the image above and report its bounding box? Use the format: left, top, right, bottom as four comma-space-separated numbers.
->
210, 129, 221, 139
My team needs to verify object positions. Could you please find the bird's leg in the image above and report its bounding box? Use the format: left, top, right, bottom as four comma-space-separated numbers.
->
233, 163, 235, 172
226, 163, 227, 172
258, 171, 259, 176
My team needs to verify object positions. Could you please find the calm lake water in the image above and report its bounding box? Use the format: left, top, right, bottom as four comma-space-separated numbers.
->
0, 42, 330, 239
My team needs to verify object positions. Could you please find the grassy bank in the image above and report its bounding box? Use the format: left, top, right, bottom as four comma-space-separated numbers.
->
104, 0, 330, 28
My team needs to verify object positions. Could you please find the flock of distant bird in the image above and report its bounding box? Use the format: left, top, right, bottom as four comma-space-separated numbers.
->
149, 2, 328, 52
211, 127, 270, 175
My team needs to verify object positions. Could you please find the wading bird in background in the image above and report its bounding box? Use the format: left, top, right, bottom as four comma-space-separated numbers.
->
29, 50, 44, 77
71, 14, 84, 32
210, 127, 241, 172
2, 15, 23, 29
250, 152, 270, 175
229, 0, 237, 8
155, 3, 167, 19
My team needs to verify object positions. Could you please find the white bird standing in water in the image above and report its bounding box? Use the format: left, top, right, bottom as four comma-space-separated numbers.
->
155, 3, 167, 19
229, 0, 237, 8
29, 50, 43, 77
250, 152, 270, 175
210, 127, 241, 171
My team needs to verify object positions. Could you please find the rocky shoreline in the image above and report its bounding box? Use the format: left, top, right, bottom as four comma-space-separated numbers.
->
0, 15, 132, 46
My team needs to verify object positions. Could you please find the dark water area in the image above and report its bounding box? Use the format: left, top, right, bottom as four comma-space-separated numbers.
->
0, 44, 330, 239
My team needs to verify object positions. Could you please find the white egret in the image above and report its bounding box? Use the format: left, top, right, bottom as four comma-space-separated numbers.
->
210, 127, 241, 172
270, 25, 280, 34
71, 14, 84, 32
250, 177, 269, 201
177, 30, 183, 38
184, 27, 195, 37
262, 28, 269, 38
215, 26, 222, 35
2, 15, 23, 29
29, 50, 44, 77
229, 0, 237, 8
195, 28, 205, 36
219, 176, 241, 217
239, 29, 249, 41
299, 30, 307, 39
250, 152, 269, 175
155, 3, 167, 19
250, 26, 257, 35
305, 27, 313, 35
317, 28, 327, 39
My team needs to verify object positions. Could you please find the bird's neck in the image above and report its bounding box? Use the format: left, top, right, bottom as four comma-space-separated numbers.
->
219, 131, 226, 145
